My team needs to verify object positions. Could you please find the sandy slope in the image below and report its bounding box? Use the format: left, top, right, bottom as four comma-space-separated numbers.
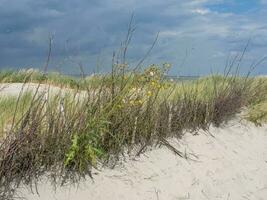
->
0, 83, 88, 100
20, 119, 267, 200
0, 83, 73, 96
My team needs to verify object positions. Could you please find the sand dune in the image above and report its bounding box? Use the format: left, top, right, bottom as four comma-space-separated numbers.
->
0, 83, 88, 100
20, 119, 267, 200
0, 83, 74, 96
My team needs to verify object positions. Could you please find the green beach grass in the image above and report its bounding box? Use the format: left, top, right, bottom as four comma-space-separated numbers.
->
0, 65, 266, 199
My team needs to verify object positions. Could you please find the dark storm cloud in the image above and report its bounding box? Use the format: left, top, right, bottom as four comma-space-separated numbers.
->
0, 0, 266, 74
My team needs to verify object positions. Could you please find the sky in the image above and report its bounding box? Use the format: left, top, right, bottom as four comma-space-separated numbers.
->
0, 0, 267, 75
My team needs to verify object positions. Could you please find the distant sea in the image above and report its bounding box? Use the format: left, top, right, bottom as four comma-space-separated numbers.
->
65, 73, 200, 81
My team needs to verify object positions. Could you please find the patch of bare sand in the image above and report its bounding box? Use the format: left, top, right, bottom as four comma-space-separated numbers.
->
0, 83, 72, 95
20, 119, 267, 200
0, 83, 87, 99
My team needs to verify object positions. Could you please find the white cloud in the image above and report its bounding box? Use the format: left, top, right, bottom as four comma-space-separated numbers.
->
191, 8, 210, 15
160, 30, 182, 37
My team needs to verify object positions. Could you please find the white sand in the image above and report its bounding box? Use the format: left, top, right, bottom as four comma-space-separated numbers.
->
0, 83, 73, 96
0, 83, 88, 100
19, 119, 267, 200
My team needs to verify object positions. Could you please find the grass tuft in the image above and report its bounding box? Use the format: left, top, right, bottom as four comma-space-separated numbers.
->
0, 64, 266, 199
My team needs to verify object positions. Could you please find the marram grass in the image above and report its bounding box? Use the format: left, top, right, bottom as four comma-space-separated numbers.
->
0, 65, 266, 199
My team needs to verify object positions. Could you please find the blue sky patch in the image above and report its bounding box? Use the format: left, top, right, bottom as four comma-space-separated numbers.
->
206, 0, 261, 14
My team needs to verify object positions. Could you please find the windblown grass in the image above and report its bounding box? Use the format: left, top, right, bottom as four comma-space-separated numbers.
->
0, 69, 80, 89
0, 64, 266, 199
245, 77, 267, 125
0, 92, 32, 136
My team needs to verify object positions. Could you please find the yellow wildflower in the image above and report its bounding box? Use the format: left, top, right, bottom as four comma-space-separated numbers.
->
138, 100, 143, 105
151, 81, 156, 87
147, 91, 152, 97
